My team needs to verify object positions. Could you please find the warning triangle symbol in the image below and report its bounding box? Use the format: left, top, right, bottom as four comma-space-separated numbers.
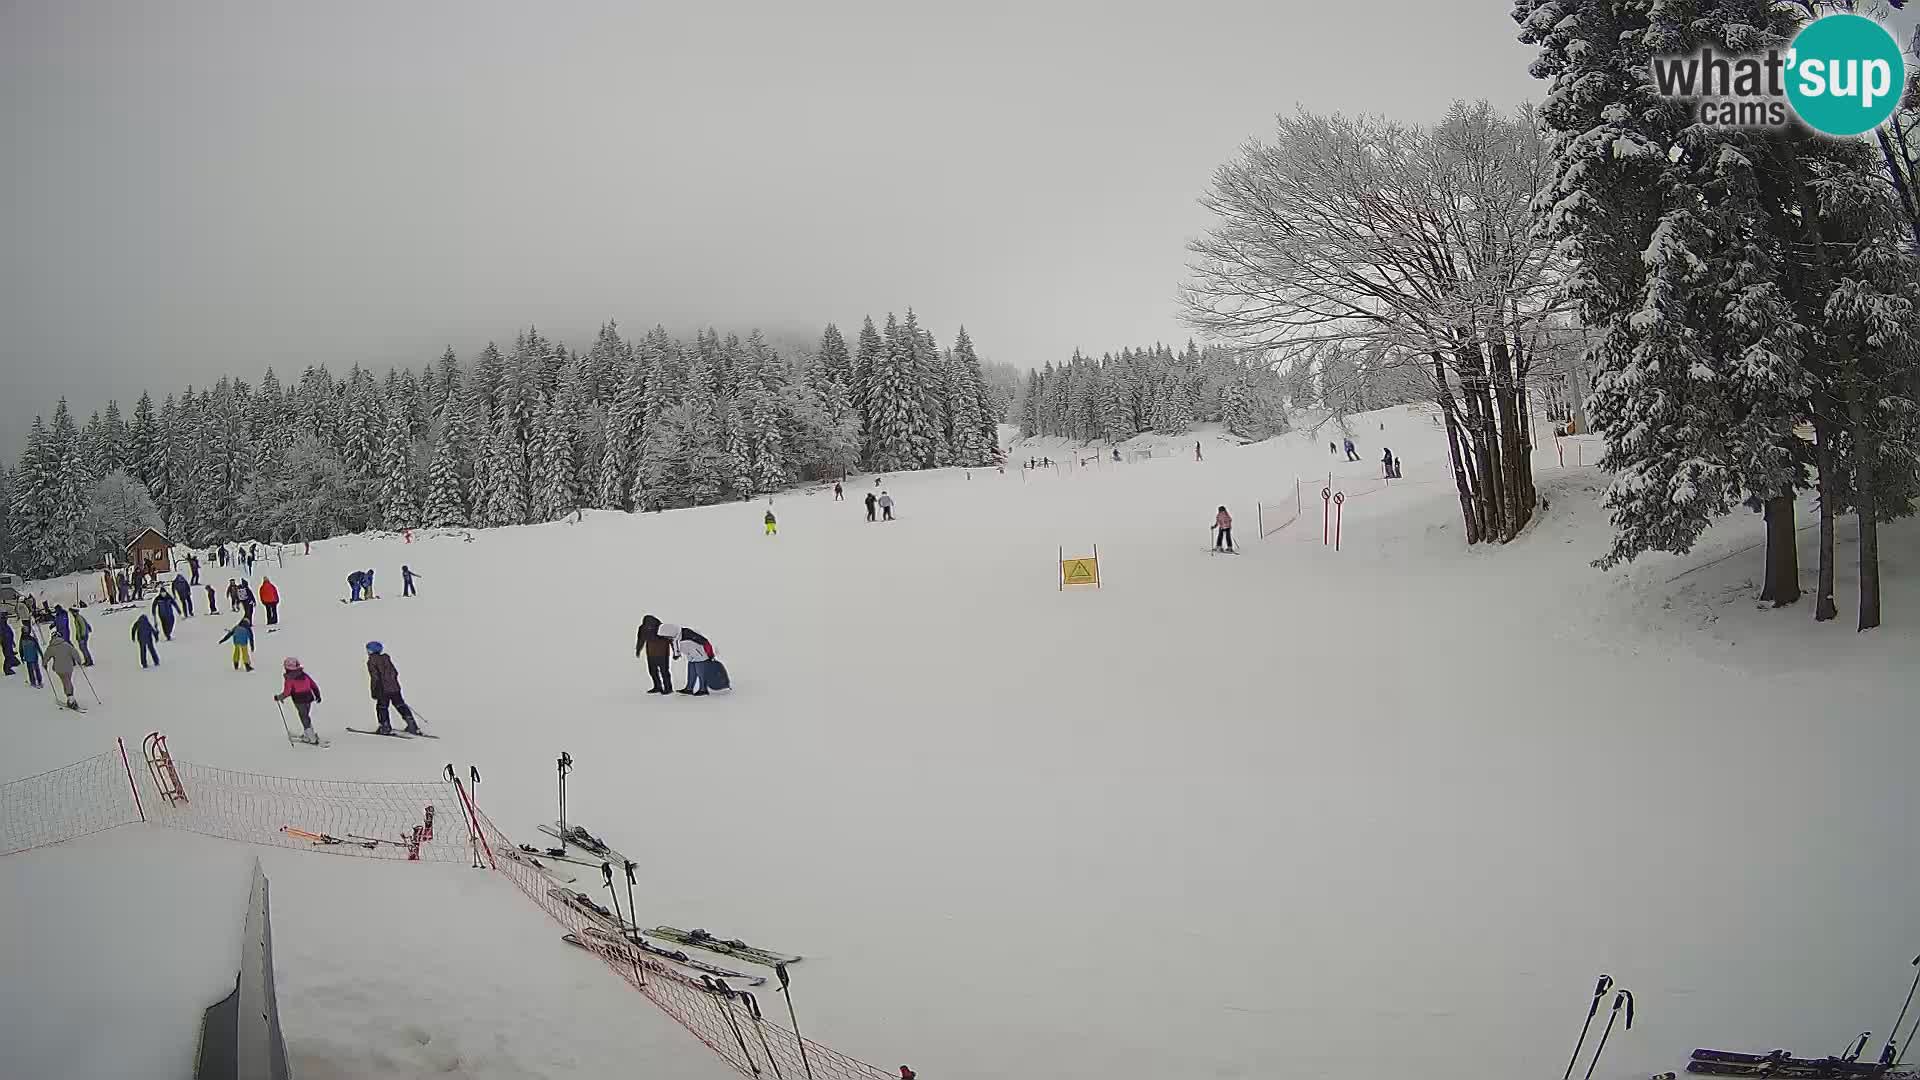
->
1065, 562, 1093, 583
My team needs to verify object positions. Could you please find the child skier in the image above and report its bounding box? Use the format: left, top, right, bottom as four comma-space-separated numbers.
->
18, 623, 43, 688
219, 617, 255, 671
275, 657, 324, 744
44, 633, 83, 709
402, 565, 419, 596
764, 510, 777, 536
365, 642, 421, 735
1214, 506, 1235, 552
259, 577, 280, 624
131, 613, 161, 668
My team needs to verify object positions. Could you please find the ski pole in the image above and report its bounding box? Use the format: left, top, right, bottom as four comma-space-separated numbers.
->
557, 751, 572, 838
602, 862, 644, 988
79, 664, 102, 704
1884, 955, 1920, 1066
1843, 1031, 1872, 1062
742, 991, 785, 1080
1562, 974, 1614, 1080
1580, 989, 1633, 1080
623, 860, 641, 942
702, 976, 761, 1076
275, 700, 297, 742
775, 963, 815, 1080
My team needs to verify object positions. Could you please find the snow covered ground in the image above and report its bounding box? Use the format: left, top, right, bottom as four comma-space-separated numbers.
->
3, 404, 1917, 1080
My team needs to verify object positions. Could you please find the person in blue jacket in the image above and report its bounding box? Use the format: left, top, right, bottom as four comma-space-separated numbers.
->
18, 622, 43, 688
131, 613, 161, 668
173, 572, 194, 616
347, 570, 366, 602
219, 616, 256, 671
51, 604, 70, 642
151, 590, 179, 640
402, 565, 420, 597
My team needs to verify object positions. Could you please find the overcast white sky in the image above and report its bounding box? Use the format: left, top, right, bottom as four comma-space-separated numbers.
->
0, 0, 1547, 452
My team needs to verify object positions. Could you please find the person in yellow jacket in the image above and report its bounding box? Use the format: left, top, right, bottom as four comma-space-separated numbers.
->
764, 510, 777, 536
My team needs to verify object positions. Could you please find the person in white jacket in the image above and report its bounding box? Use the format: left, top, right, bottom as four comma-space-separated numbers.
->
877, 491, 895, 521
661, 623, 716, 696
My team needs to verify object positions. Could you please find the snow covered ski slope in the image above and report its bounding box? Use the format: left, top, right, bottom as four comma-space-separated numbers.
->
3, 406, 1917, 1080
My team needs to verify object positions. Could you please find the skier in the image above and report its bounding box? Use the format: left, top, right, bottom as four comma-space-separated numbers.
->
226, 578, 244, 611
347, 570, 366, 602
18, 623, 43, 688
1214, 506, 1235, 552
188, 554, 201, 584
832, 481, 844, 501
115, 570, 130, 603
131, 613, 161, 668
636, 615, 674, 694
173, 572, 194, 616
245, 549, 255, 575
365, 568, 375, 597
151, 589, 178, 640
1112, 447, 1121, 462
1381, 447, 1394, 478
0, 611, 16, 675
878, 490, 895, 521
1343, 437, 1359, 462
1329, 441, 1337, 455
365, 642, 422, 734
239, 579, 256, 622
666, 623, 715, 696
274, 657, 324, 744
1391, 454, 1402, 480
259, 577, 280, 625
44, 632, 83, 708
401, 565, 419, 597
71, 607, 93, 666
205, 582, 219, 615
764, 510, 777, 536
219, 616, 256, 671
1194, 441, 1203, 462
51, 604, 70, 641
864, 490, 878, 522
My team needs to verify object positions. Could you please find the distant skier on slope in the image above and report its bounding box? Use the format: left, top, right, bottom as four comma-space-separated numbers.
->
45, 632, 83, 708
1343, 437, 1359, 462
1214, 506, 1235, 552
637, 615, 674, 694
275, 657, 324, 744
151, 590, 179, 640
131, 613, 161, 668
259, 577, 280, 624
833, 481, 844, 501
764, 510, 777, 536
878, 491, 895, 521
365, 642, 422, 735
219, 616, 256, 671
1194, 441, 1203, 462
401, 565, 419, 597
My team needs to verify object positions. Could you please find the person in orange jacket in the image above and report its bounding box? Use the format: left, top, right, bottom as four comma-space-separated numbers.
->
259, 577, 281, 626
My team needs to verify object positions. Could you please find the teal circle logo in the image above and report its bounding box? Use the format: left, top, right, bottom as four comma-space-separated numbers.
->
1786, 14, 1904, 137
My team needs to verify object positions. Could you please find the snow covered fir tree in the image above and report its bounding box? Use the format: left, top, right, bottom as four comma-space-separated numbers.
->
1013, 343, 1290, 444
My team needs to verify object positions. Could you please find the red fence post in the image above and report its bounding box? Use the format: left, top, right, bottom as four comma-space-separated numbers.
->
116, 737, 146, 823
1333, 493, 1345, 552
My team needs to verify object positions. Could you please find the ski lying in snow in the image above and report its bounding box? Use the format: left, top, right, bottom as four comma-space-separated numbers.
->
580, 927, 765, 985
345, 727, 440, 739
538, 824, 627, 863
647, 925, 801, 968
1694, 1050, 1890, 1075
561, 934, 753, 991
502, 846, 576, 883
281, 825, 376, 849
517, 843, 605, 869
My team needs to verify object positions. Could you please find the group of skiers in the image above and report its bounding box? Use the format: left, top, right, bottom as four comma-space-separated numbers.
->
270, 643, 422, 742
346, 565, 420, 601
865, 490, 895, 522
636, 615, 727, 696
0, 604, 92, 707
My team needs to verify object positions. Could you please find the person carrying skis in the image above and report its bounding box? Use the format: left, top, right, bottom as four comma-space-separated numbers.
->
878, 490, 895, 521
219, 616, 256, 671
151, 589, 178, 640
663, 623, 716, 696
864, 490, 878, 522
1214, 506, 1235, 552
637, 614, 674, 694
259, 577, 281, 624
0, 611, 16, 676
401, 565, 419, 597
764, 510, 777, 536
131, 612, 161, 668
347, 570, 365, 602
18, 623, 43, 688
275, 657, 324, 744
365, 642, 421, 735
44, 632, 83, 708
71, 607, 93, 666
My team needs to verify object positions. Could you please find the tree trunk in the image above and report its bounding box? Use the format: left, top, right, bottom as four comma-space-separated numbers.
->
1845, 380, 1881, 631
1488, 328, 1534, 536
1433, 353, 1481, 545
1760, 495, 1800, 607
1814, 419, 1838, 622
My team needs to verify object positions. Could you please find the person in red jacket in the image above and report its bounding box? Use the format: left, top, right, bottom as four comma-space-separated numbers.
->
259, 577, 281, 626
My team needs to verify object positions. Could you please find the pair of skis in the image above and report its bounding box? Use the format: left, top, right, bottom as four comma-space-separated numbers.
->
648, 926, 802, 969
346, 727, 439, 739
537, 823, 625, 863
550, 888, 764, 986
1689, 1049, 1894, 1078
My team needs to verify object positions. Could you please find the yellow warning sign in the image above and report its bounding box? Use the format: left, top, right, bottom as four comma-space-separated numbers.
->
1060, 557, 1099, 588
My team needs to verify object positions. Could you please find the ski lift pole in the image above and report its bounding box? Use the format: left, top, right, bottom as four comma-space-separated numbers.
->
775, 963, 815, 1080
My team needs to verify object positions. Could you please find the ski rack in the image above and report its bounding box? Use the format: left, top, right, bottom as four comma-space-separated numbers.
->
143, 731, 188, 806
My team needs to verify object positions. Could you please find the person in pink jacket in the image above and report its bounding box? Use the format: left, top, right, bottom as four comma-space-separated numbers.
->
1214, 506, 1235, 552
